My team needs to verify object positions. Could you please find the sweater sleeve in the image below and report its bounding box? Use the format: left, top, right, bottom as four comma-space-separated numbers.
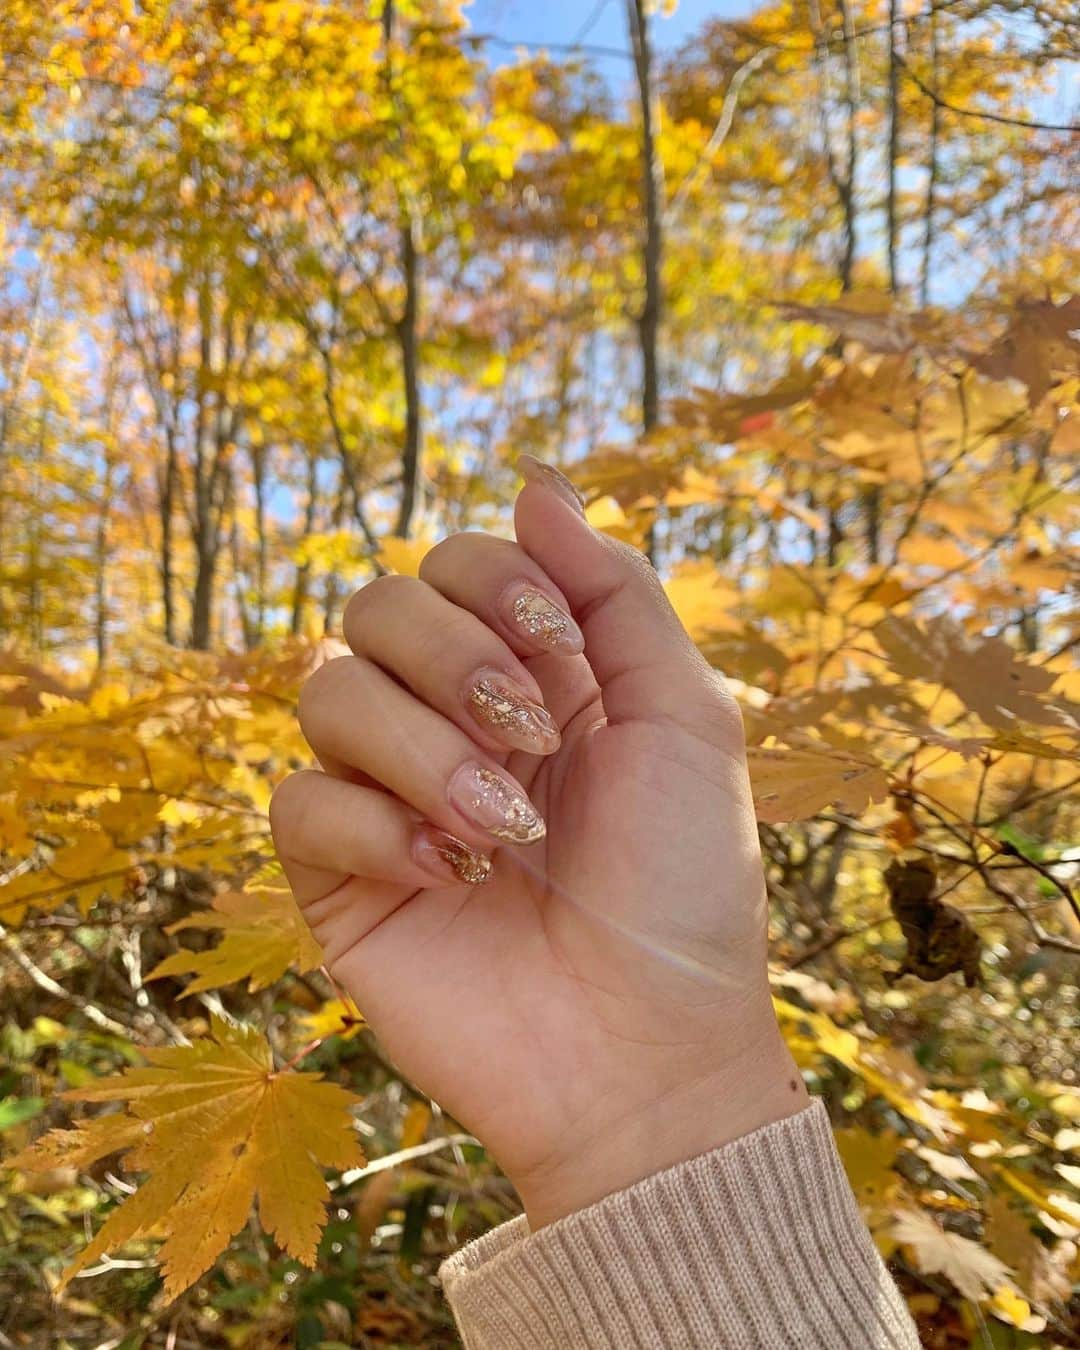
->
439, 1100, 919, 1349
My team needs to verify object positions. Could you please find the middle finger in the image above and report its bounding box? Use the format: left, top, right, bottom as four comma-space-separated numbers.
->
298, 655, 547, 849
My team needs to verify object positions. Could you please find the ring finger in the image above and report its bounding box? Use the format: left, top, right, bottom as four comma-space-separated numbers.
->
298, 655, 547, 850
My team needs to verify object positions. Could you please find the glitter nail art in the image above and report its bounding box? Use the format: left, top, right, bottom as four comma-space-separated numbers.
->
468, 676, 561, 754
448, 763, 547, 844
518, 454, 586, 514
415, 826, 493, 885
510, 589, 584, 653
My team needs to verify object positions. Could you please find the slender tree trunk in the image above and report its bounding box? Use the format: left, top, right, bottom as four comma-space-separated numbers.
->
919, 7, 940, 308
886, 0, 900, 293
394, 212, 423, 537
383, 0, 424, 539
322, 478, 349, 633
95, 453, 114, 668
250, 444, 267, 642
230, 510, 255, 650
159, 435, 178, 645
837, 0, 859, 292
191, 551, 216, 650
28, 404, 46, 653
290, 449, 320, 636
627, 0, 663, 436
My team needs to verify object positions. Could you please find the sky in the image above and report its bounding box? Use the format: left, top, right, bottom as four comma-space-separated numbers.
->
466, 0, 750, 87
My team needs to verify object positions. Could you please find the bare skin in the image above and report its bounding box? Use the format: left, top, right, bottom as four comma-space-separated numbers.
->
270, 460, 807, 1229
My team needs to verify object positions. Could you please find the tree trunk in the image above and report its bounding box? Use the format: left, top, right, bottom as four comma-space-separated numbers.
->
394, 212, 423, 537
251, 443, 268, 642
627, 0, 663, 436
291, 449, 320, 636
919, 6, 940, 308
191, 548, 216, 651
95, 453, 115, 668
159, 434, 178, 645
383, 0, 424, 540
838, 0, 859, 291
886, 0, 900, 293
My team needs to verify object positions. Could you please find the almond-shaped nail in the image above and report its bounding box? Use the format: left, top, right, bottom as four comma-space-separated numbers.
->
448, 763, 546, 845
414, 825, 493, 886
468, 674, 561, 754
518, 453, 586, 515
507, 585, 584, 654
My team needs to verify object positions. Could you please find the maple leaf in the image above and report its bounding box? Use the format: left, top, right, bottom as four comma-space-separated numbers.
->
295, 997, 366, 1043
8, 1016, 364, 1298
972, 295, 1080, 406
747, 745, 889, 822
890, 1209, 1013, 1302
876, 615, 1066, 731
777, 293, 919, 354
147, 886, 324, 995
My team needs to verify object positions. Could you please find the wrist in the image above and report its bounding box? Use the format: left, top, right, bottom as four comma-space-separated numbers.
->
515, 1026, 809, 1230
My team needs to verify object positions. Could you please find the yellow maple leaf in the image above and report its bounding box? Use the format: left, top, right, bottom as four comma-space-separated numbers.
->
295, 997, 366, 1043
747, 745, 889, 822
147, 886, 323, 995
8, 1016, 364, 1299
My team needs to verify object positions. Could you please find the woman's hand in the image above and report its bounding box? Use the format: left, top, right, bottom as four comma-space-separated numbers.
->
270, 459, 807, 1227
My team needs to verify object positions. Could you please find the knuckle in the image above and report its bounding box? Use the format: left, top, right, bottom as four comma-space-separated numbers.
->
703, 672, 746, 743
412, 609, 475, 672
343, 573, 417, 642
297, 655, 356, 731
417, 532, 470, 582
418, 530, 513, 584
269, 770, 319, 846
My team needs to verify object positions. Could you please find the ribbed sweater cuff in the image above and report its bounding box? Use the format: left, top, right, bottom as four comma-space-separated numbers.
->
440, 1100, 918, 1349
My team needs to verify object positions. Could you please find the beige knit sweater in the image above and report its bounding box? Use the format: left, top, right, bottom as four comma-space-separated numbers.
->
440, 1101, 919, 1348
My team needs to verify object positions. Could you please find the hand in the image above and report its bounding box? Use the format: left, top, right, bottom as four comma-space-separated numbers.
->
270, 459, 807, 1228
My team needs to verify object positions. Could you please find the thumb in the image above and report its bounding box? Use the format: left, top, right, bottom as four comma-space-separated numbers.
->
514, 456, 722, 729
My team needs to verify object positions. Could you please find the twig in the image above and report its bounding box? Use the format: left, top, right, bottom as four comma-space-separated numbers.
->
0, 924, 131, 1038
332, 1134, 479, 1190
668, 47, 775, 217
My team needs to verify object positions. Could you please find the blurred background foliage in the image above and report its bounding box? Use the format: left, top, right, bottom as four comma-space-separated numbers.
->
0, 0, 1078, 1344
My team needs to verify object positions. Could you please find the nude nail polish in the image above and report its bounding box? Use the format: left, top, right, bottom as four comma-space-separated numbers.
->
518, 453, 587, 515
447, 763, 546, 844
506, 585, 585, 654
414, 825, 493, 886
467, 674, 561, 754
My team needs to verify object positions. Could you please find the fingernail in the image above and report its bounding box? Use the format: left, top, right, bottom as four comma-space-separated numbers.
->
506, 585, 585, 654
518, 454, 586, 516
447, 763, 546, 844
468, 673, 561, 754
414, 825, 493, 886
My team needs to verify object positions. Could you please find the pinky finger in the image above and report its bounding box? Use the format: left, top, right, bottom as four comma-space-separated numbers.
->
269, 770, 492, 904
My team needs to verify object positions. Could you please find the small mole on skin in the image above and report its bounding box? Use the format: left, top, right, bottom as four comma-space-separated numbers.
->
789, 1079, 798, 1092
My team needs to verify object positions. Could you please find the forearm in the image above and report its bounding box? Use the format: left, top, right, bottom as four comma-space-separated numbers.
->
441, 1101, 918, 1349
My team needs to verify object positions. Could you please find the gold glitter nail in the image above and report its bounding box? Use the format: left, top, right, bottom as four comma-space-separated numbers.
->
468, 677, 560, 753
433, 835, 493, 885
415, 826, 493, 885
448, 762, 547, 844
510, 589, 584, 653
518, 454, 586, 514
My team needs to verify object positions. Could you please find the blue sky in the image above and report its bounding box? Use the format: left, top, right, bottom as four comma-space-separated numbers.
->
466, 0, 750, 86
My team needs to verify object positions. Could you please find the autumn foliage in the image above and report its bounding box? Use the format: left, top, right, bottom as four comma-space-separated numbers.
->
1, 0, 1078, 1345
